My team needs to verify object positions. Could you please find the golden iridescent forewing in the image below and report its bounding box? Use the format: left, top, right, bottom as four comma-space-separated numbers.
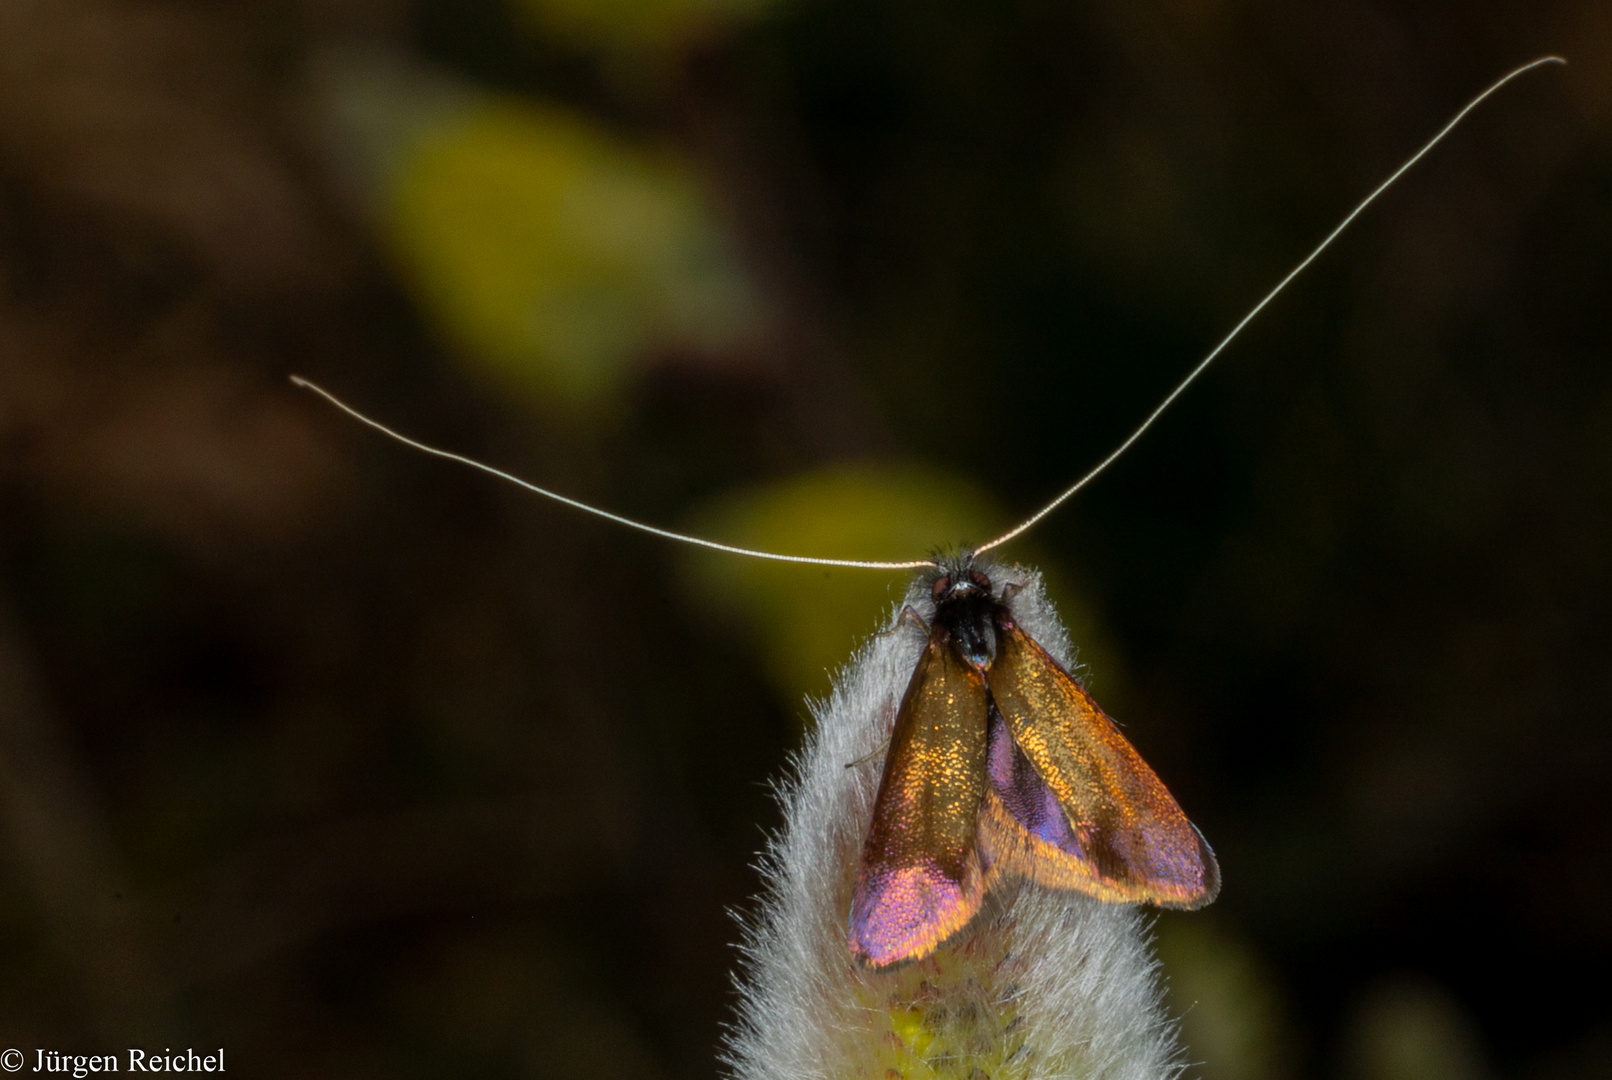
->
980, 619, 1219, 908
848, 631, 991, 967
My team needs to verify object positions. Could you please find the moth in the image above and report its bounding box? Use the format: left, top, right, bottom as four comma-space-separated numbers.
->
292, 55, 1559, 971
848, 555, 1217, 967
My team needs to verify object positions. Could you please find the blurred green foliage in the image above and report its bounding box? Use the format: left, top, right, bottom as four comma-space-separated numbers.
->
1155, 914, 1294, 1080
511, 0, 779, 56
389, 100, 757, 412
1340, 977, 1490, 1080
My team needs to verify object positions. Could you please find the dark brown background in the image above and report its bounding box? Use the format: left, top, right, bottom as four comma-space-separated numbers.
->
0, 2, 1608, 1077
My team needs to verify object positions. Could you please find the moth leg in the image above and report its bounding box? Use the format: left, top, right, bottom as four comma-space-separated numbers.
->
998, 581, 1025, 602
878, 606, 930, 637
852, 608, 928, 768
843, 737, 891, 770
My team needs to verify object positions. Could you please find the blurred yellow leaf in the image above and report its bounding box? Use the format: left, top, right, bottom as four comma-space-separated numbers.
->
1154, 915, 1294, 1080
680, 464, 1115, 713
387, 100, 756, 412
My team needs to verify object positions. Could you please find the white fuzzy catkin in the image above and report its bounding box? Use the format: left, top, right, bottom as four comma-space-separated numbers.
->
726, 565, 1184, 1080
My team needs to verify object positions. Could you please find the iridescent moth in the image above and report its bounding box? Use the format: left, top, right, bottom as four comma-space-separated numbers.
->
291, 55, 1558, 971
848, 555, 1216, 967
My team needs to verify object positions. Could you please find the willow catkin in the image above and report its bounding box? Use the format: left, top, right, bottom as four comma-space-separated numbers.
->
726, 566, 1183, 1080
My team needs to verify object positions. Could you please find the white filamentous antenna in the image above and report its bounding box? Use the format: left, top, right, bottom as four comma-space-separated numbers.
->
288, 377, 935, 570
293, 55, 1561, 570
973, 54, 1564, 556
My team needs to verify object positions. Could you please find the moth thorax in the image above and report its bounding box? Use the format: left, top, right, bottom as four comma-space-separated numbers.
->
935, 583, 1000, 671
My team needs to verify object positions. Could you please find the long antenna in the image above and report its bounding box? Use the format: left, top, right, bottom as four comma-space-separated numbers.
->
974, 54, 1563, 556
289, 377, 935, 570
293, 55, 1561, 570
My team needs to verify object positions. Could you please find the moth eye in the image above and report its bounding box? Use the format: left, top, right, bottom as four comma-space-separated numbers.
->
970, 570, 991, 589
931, 575, 951, 600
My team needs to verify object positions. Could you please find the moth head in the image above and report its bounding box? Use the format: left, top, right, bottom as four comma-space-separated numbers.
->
929, 552, 995, 603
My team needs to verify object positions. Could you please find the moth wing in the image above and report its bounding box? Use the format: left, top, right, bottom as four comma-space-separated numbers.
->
982, 620, 1219, 908
849, 631, 990, 967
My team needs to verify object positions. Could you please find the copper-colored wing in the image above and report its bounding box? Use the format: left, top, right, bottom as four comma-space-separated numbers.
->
848, 630, 991, 967
980, 620, 1219, 908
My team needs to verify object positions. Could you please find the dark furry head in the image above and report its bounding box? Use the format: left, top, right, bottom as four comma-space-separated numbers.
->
924, 550, 1008, 605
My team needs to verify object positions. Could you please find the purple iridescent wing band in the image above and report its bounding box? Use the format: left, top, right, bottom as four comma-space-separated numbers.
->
979, 619, 1219, 908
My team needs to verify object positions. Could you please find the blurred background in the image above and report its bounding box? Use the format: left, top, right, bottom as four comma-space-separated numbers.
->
0, 1, 1608, 1077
